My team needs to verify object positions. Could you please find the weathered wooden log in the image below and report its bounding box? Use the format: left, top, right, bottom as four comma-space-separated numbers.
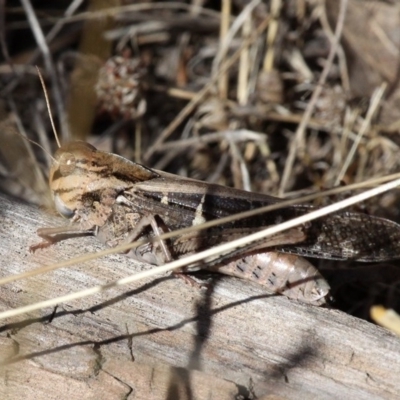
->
0, 193, 399, 399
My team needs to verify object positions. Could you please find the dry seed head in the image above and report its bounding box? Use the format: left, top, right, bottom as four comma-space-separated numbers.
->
256, 69, 284, 104
313, 85, 346, 126
95, 55, 148, 120
195, 97, 230, 131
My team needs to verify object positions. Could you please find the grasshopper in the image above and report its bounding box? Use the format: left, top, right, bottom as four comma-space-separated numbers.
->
32, 141, 400, 305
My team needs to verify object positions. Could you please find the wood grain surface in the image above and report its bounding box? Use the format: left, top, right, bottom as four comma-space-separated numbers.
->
0, 193, 399, 400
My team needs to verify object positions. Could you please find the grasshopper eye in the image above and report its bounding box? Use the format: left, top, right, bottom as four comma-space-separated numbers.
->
54, 194, 74, 219
59, 152, 76, 176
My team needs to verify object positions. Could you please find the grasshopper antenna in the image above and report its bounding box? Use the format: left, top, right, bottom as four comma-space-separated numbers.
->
36, 66, 61, 148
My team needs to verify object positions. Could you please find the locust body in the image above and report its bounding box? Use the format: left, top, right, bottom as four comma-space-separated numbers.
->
34, 141, 400, 305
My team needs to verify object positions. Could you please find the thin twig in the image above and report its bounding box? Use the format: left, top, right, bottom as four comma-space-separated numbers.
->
154, 129, 266, 152
237, 14, 251, 105
218, 0, 231, 99
263, 0, 282, 72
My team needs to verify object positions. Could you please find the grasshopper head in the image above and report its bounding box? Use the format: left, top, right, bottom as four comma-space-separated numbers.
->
49, 141, 101, 219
